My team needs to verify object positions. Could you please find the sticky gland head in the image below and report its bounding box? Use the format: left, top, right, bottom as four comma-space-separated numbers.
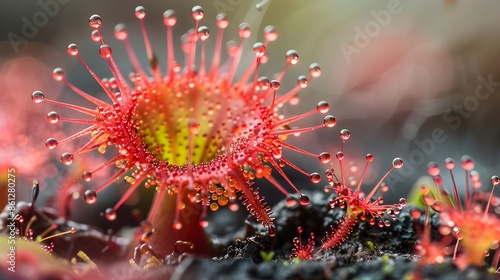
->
34, 5, 334, 230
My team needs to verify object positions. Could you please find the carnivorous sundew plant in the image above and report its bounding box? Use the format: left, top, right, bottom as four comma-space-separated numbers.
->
290, 129, 407, 258
31, 4, 336, 245
424, 156, 500, 269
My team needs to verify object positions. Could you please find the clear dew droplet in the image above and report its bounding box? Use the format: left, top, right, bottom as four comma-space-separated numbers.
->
286, 49, 299, 65
461, 155, 474, 171
323, 115, 336, 127
46, 111, 60, 124
336, 151, 344, 161
316, 101, 329, 113
135, 6, 146, 19
238, 23, 251, 38
197, 26, 210, 41
270, 80, 280, 90
427, 162, 440, 176
82, 171, 92, 182
163, 9, 177, 27
299, 194, 310, 206
84, 190, 97, 204
67, 43, 78, 56
45, 138, 58, 149
89, 14, 102, 29
392, 158, 404, 168
366, 154, 374, 162
491, 175, 500, 186
61, 153, 74, 166
309, 172, 321, 183
91, 29, 101, 42
340, 129, 351, 141
309, 63, 322, 77
114, 23, 128, 40
444, 157, 455, 170
297, 75, 308, 88
215, 13, 228, 29
52, 67, 64, 81
264, 25, 277, 42
104, 208, 117, 221
99, 45, 112, 58
31, 90, 45, 103
252, 42, 266, 58
192, 5, 204, 20
318, 152, 331, 164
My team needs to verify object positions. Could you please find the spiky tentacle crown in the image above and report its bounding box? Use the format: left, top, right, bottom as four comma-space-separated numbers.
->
32, 5, 337, 234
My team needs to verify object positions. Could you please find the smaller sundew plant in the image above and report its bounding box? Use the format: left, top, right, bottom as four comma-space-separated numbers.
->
316, 129, 406, 254
31, 5, 337, 236
411, 190, 453, 266
290, 226, 315, 261
425, 156, 500, 269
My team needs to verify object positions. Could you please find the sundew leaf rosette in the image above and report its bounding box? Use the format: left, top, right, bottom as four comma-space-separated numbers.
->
32, 5, 336, 241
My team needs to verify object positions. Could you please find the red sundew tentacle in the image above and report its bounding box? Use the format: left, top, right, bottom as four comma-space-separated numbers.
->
483, 176, 499, 218
236, 40, 268, 88
60, 77, 110, 108
226, 23, 250, 83
187, 6, 203, 76
58, 117, 99, 125
275, 63, 291, 84
276, 84, 302, 105
94, 169, 127, 194
277, 157, 310, 177
101, 48, 133, 104
113, 174, 145, 210
70, 137, 109, 156
85, 156, 120, 178
363, 166, 395, 202
199, 40, 207, 78
271, 123, 325, 136
336, 152, 346, 188
279, 141, 321, 159
135, 7, 162, 82
55, 125, 96, 146
147, 187, 166, 223
272, 108, 320, 128
73, 53, 120, 105
163, 9, 177, 82
114, 25, 150, 85
354, 159, 371, 195
317, 215, 357, 253
275, 71, 317, 104
448, 172, 462, 211
267, 159, 303, 196
262, 173, 290, 197
96, 29, 106, 45
236, 54, 261, 89
209, 13, 228, 80
43, 99, 100, 117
